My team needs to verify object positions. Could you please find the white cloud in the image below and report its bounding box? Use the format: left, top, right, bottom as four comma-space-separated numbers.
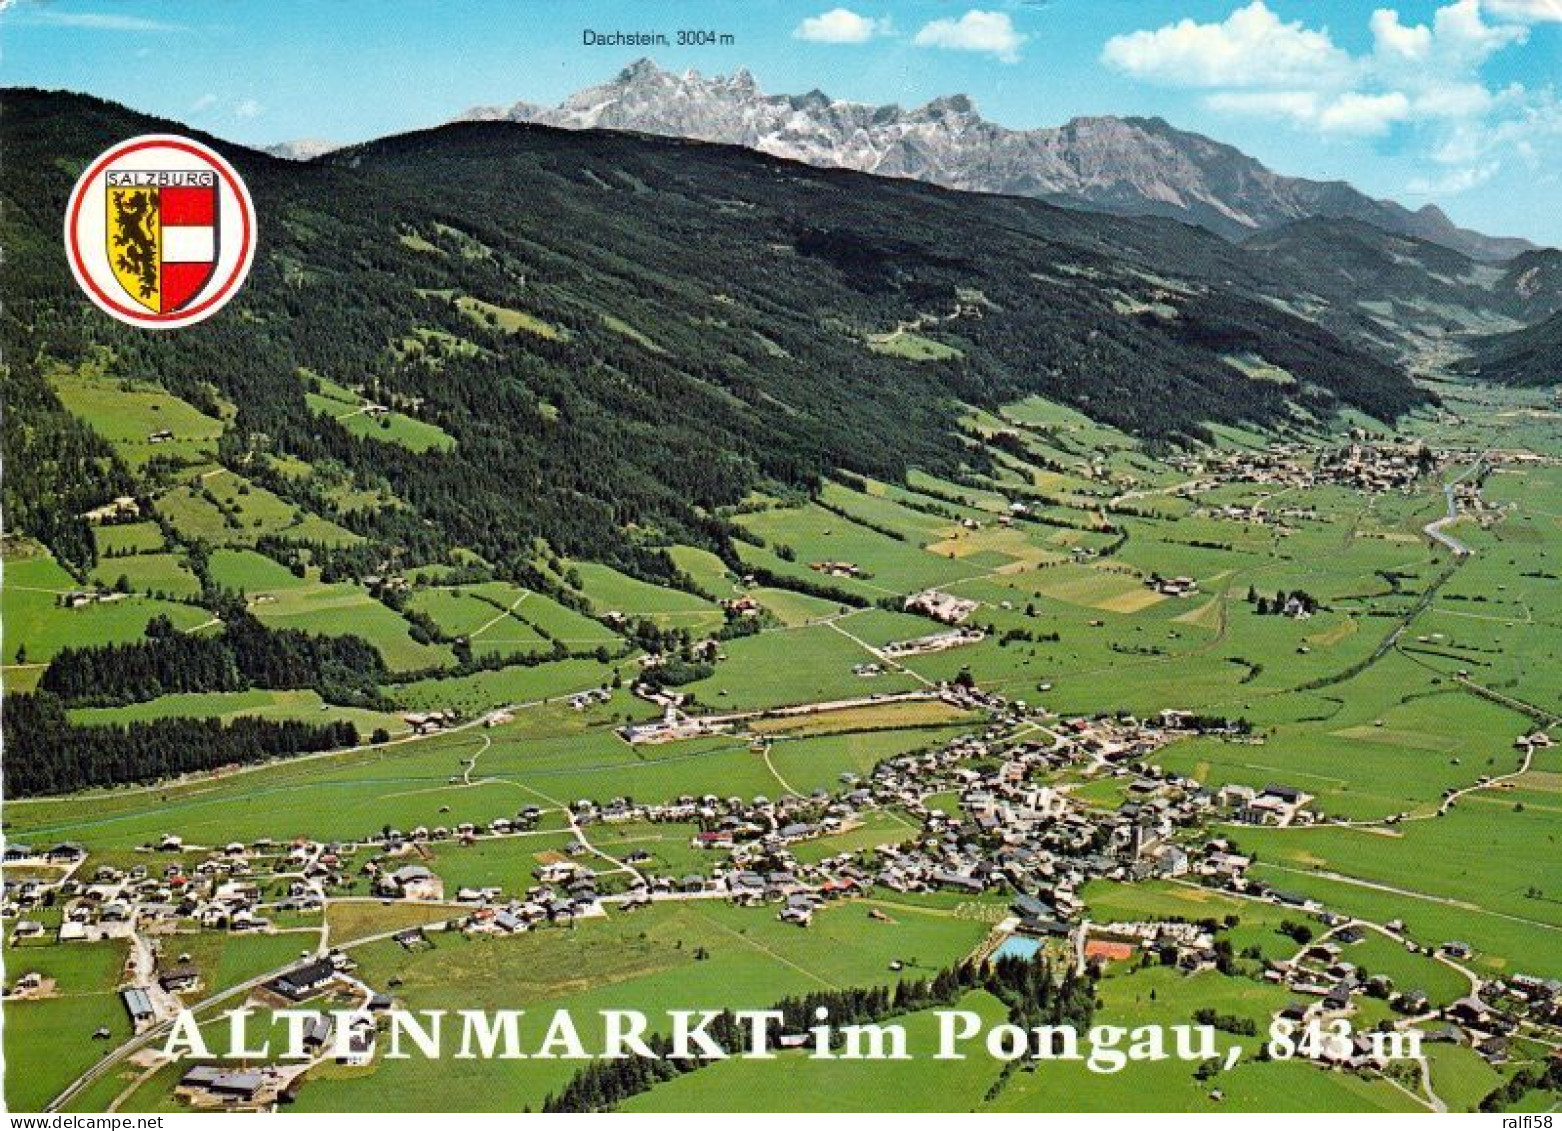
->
1433, 86, 1562, 163
189, 93, 219, 115
794, 8, 891, 43
1369, 9, 1433, 61
1204, 90, 1322, 126
234, 99, 263, 120
913, 10, 1027, 63
1482, 0, 1562, 22
4, 7, 187, 32
1372, 0, 1526, 74
1408, 161, 1500, 192
1317, 91, 1413, 135
1204, 90, 1411, 136
1409, 81, 1495, 119
1101, 1, 1354, 88
1106, 0, 1556, 195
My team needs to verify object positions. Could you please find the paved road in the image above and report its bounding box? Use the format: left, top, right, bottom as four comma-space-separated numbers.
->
1423, 454, 1489, 557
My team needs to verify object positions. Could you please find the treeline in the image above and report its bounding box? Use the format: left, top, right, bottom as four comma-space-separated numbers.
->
40, 617, 242, 704
542, 955, 1095, 1112
1479, 1056, 1562, 1111
739, 562, 868, 609
3, 692, 357, 796
1179, 714, 1252, 734
38, 611, 388, 708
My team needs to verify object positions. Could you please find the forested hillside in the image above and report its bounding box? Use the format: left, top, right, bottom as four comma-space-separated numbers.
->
3, 88, 1423, 580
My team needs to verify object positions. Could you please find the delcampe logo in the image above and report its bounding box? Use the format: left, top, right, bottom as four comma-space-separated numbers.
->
64, 133, 256, 328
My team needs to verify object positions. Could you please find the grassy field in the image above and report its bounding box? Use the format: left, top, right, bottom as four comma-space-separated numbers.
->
3, 940, 132, 1112
88, 552, 201, 598
2, 544, 211, 689
789, 810, 917, 864
158, 930, 321, 997
1423, 1042, 1506, 1113
10, 377, 1561, 1114
301, 371, 455, 453
1342, 932, 1469, 1006
336, 408, 456, 453
154, 467, 363, 549
733, 498, 986, 596
666, 545, 735, 596
220, 560, 455, 673
750, 587, 851, 626
67, 688, 404, 736
866, 330, 963, 362
748, 698, 978, 737
409, 830, 590, 894
324, 901, 464, 946
407, 586, 548, 658
2, 707, 971, 871
454, 294, 568, 341
46, 361, 222, 470
92, 522, 165, 556
563, 562, 722, 632
985, 965, 1423, 1112
286, 896, 993, 1112
764, 725, 975, 798
1233, 796, 1562, 978
678, 626, 924, 711
507, 591, 621, 648
390, 655, 622, 714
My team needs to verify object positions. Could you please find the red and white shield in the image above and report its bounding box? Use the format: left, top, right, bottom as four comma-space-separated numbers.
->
158, 177, 221, 314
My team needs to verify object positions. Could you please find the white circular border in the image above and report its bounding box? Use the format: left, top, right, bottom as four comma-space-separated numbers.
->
64, 133, 257, 330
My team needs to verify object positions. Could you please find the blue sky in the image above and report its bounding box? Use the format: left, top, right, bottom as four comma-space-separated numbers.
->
5, 0, 1561, 242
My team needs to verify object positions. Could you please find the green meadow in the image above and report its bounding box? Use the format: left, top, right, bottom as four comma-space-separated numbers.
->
2, 941, 133, 1113
286, 897, 993, 1113
46, 362, 223, 470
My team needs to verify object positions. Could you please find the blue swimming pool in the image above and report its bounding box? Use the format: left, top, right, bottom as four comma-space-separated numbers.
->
992, 936, 1044, 961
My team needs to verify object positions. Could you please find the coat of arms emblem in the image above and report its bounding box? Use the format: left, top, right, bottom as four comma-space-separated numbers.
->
66, 135, 254, 328
106, 169, 220, 315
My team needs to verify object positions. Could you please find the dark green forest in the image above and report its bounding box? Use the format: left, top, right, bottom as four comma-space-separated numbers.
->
3, 692, 356, 796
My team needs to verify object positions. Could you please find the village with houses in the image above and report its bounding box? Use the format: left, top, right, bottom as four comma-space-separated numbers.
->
7, 670, 1560, 1110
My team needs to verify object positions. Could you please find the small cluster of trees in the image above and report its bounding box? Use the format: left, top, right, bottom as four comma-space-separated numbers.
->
1192, 1007, 1258, 1036
1278, 919, 1315, 945
39, 610, 388, 708
1247, 587, 1319, 617
998, 627, 1061, 646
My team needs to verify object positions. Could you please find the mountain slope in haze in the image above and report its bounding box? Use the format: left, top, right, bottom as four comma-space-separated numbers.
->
1239, 219, 1562, 356
466, 59, 1535, 262
3, 88, 1424, 581
1455, 311, 1562, 386
1495, 249, 1562, 323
